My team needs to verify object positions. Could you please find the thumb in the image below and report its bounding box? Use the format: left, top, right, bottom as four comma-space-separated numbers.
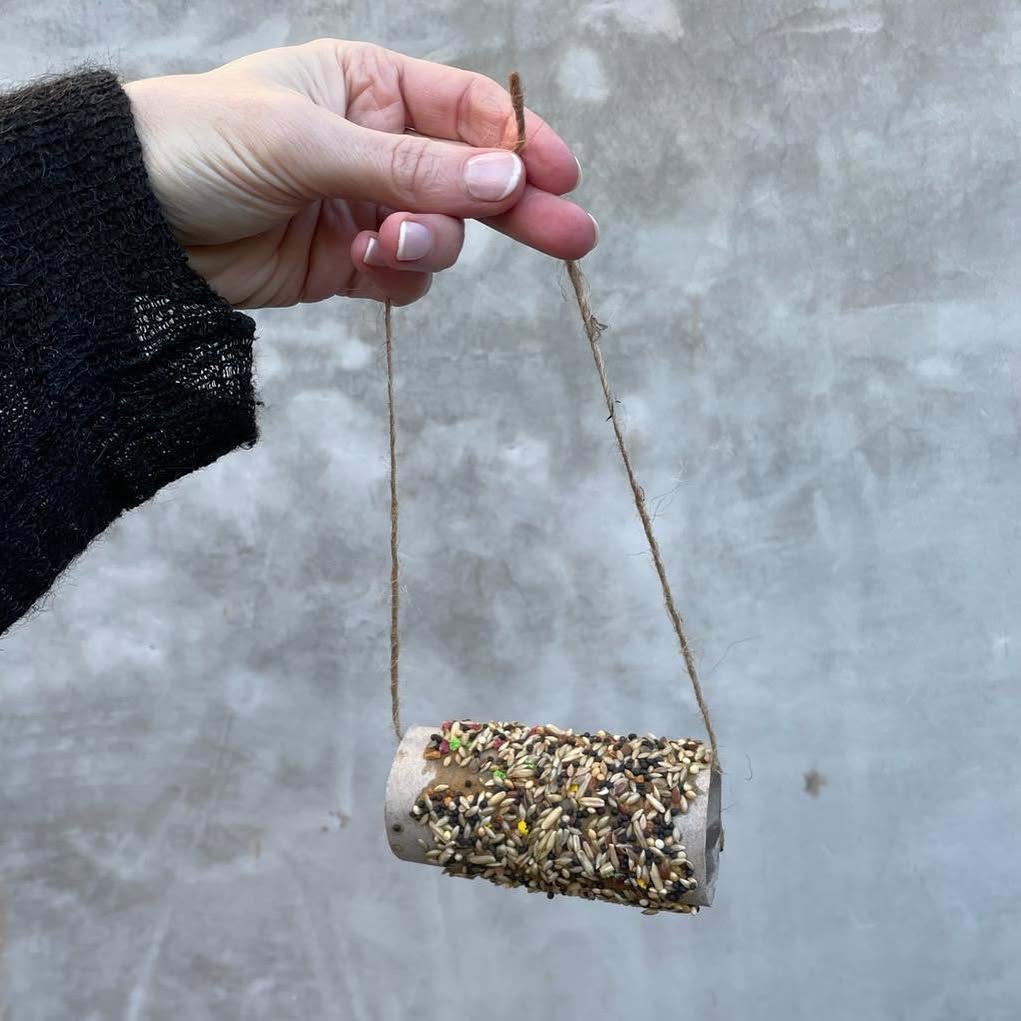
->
301, 111, 525, 216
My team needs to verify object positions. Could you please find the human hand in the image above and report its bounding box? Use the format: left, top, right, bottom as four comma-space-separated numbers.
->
124, 39, 596, 309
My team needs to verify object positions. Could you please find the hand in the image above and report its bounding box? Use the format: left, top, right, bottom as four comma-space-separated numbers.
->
124, 39, 596, 309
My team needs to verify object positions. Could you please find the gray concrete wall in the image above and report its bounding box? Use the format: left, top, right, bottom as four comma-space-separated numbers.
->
2, 2, 1020, 1019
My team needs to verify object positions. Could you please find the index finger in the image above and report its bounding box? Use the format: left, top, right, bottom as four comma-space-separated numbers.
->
379, 49, 581, 196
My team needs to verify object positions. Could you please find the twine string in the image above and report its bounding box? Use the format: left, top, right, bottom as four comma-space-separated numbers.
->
508, 72, 527, 153
384, 298, 402, 740
382, 73, 720, 773
510, 73, 720, 772
561, 260, 720, 771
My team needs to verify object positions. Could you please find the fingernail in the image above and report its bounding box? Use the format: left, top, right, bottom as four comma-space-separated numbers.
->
364, 236, 385, 267
464, 151, 523, 201
397, 221, 433, 262
574, 156, 583, 190
588, 213, 600, 248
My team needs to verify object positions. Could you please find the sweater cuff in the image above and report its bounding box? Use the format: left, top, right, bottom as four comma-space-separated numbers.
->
0, 69, 257, 628
13, 69, 258, 504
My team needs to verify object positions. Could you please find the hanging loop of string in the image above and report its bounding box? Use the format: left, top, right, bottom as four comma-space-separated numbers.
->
512, 73, 720, 774
384, 298, 402, 740
561, 261, 720, 771
382, 72, 720, 773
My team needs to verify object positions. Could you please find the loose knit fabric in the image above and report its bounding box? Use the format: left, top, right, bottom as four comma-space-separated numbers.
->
0, 70, 258, 633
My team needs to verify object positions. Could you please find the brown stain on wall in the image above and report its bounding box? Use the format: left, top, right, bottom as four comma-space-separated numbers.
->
803, 769, 826, 797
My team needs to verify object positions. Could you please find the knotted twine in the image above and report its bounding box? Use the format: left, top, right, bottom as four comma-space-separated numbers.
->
383, 73, 720, 777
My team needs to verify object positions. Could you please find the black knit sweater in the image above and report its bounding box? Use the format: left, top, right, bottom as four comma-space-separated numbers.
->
0, 70, 258, 633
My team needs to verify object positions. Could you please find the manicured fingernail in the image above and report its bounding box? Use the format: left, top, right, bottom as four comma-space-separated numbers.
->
397, 221, 433, 262
588, 213, 600, 248
464, 152, 523, 201
364, 236, 385, 266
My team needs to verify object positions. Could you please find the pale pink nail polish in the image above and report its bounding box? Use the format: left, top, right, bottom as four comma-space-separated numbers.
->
397, 221, 433, 261
464, 152, 523, 201
364, 237, 385, 267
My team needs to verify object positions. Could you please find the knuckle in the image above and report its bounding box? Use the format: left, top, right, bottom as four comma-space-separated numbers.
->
456, 76, 516, 149
344, 42, 398, 98
304, 37, 338, 55
388, 136, 442, 204
349, 41, 390, 65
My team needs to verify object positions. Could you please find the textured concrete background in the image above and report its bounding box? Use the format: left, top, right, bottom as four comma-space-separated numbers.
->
2, 2, 1021, 1019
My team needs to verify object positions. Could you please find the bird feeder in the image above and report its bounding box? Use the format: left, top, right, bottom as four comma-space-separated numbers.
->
385, 720, 721, 913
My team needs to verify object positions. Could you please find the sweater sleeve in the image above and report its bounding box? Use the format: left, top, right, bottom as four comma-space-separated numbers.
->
0, 69, 258, 633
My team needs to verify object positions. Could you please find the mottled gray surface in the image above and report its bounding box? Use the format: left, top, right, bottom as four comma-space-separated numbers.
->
2, 2, 1021, 1019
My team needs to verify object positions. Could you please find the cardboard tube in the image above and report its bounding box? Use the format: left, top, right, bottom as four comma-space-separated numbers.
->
385, 722, 721, 911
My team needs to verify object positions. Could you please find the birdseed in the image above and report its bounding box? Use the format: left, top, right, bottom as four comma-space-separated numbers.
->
408, 721, 712, 915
